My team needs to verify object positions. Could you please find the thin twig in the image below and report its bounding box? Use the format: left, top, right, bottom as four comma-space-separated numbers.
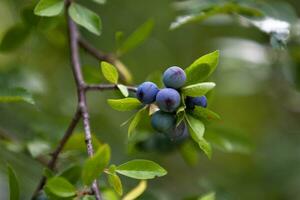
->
66, 0, 102, 199
78, 37, 132, 84
85, 84, 137, 92
31, 108, 81, 199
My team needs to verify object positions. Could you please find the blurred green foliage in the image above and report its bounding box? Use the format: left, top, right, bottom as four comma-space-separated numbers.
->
1, 0, 300, 199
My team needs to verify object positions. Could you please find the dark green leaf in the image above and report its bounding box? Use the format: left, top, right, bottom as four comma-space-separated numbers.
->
118, 19, 154, 55
68, 3, 102, 35
182, 82, 216, 97
116, 159, 167, 179
107, 98, 141, 111
128, 107, 147, 137
7, 164, 20, 200
82, 144, 111, 185
59, 165, 82, 184
21, 6, 40, 27
82, 65, 101, 84
108, 173, 123, 196
34, 0, 64, 17
63, 133, 101, 152
190, 107, 220, 121
45, 177, 76, 197
185, 51, 219, 85
179, 140, 199, 166
0, 88, 34, 104
198, 138, 212, 159
0, 25, 30, 52
43, 168, 54, 179
101, 61, 119, 84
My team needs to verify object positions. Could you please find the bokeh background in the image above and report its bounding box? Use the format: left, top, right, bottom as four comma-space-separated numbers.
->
1, 0, 300, 199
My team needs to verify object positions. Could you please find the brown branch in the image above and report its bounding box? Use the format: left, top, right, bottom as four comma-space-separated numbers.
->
85, 84, 137, 92
32, 0, 136, 199
78, 38, 132, 84
31, 108, 81, 199
66, 0, 102, 199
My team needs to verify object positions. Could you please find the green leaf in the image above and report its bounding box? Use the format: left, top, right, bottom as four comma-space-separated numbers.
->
0, 88, 34, 104
45, 177, 76, 197
107, 98, 141, 111
182, 82, 216, 97
128, 107, 147, 137
117, 84, 129, 97
63, 133, 101, 152
27, 140, 50, 158
108, 173, 123, 196
82, 144, 111, 185
34, 0, 64, 17
122, 180, 147, 200
116, 159, 167, 179
198, 138, 212, 159
43, 168, 54, 179
185, 114, 205, 139
68, 3, 102, 35
185, 114, 212, 158
185, 51, 219, 85
82, 65, 101, 84
59, 164, 82, 184
179, 140, 199, 166
190, 107, 220, 121
92, 0, 106, 5
0, 25, 30, 52
101, 61, 119, 84
199, 192, 215, 200
118, 19, 154, 55
7, 164, 20, 200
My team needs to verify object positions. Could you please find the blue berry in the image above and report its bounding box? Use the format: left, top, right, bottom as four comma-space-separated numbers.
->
156, 88, 181, 112
136, 82, 159, 104
163, 66, 186, 89
185, 96, 207, 109
151, 111, 176, 133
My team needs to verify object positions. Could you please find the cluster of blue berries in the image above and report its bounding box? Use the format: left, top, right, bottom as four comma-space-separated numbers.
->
136, 66, 207, 137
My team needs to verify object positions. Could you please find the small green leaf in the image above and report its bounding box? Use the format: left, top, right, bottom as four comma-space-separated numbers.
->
43, 168, 54, 179
0, 25, 30, 52
190, 107, 220, 121
122, 180, 147, 200
27, 140, 50, 158
118, 19, 154, 55
199, 192, 215, 200
107, 98, 141, 111
179, 140, 199, 166
115, 31, 124, 49
101, 61, 119, 84
63, 133, 101, 152
45, 177, 76, 197
59, 164, 82, 184
82, 144, 111, 185
7, 164, 19, 200
185, 114, 212, 158
0, 88, 34, 104
198, 138, 212, 159
185, 114, 205, 139
182, 82, 216, 97
116, 159, 167, 179
128, 107, 147, 137
185, 51, 219, 85
68, 3, 102, 35
92, 0, 106, 5
108, 173, 123, 196
34, 0, 64, 17
117, 84, 129, 97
